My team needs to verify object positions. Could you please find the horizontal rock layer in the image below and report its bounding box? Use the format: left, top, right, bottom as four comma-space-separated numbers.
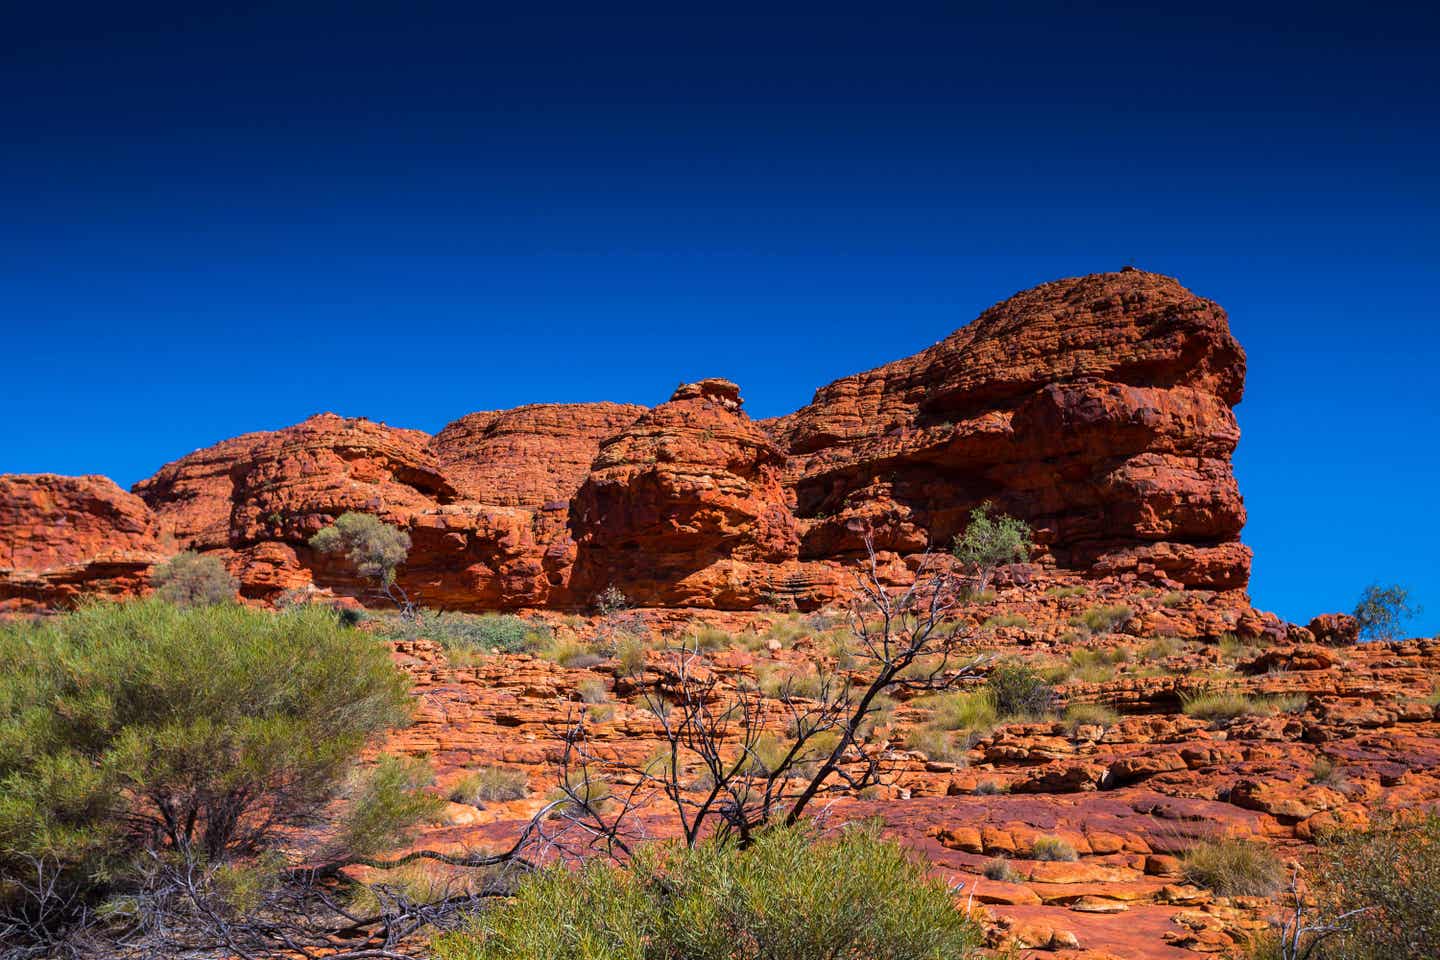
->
2, 269, 1254, 616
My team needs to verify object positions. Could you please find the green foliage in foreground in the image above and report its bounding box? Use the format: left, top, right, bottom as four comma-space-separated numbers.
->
0, 600, 413, 908
433, 824, 985, 960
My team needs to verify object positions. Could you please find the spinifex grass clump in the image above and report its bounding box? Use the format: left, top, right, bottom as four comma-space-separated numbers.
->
433, 824, 985, 960
1182, 837, 1285, 896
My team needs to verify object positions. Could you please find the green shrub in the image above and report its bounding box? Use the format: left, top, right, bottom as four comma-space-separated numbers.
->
1045, 585, 1087, 599
449, 766, 531, 805
341, 755, 446, 857
1030, 835, 1077, 862
1181, 837, 1285, 896
433, 824, 985, 960
614, 635, 647, 675
404, 611, 546, 654
0, 601, 413, 916
985, 662, 1054, 719
310, 511, 411, 585
151, 551, 238, 606
1306, 814, 1440, 959
952, 503, 1033, 588
1353, 584, 1420, 641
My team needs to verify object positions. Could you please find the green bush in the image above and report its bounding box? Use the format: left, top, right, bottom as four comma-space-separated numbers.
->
310, 511, 411, 585
0, 600, 412, 915
433, 824, 985, 960
151, 550, 237, 606
1181, 837, 1285, 896
985, 662, 1054, 719
1305, 814, 1440, 959
449, 766, 531, 806
400, 611, 543, 654
1182, 690, 1307, 721
1030, 835, 1077, 861
952, 503, 1032, 586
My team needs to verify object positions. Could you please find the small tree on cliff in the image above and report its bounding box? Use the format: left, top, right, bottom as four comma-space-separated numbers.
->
1352, 583, 1420, 641
151, 550, 238, 607
952, 502, 1033, 593
310, 511, 416, 616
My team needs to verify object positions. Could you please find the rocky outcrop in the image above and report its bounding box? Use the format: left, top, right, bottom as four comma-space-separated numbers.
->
1, 269, 1258, 615
765, 268, 1248, 589
0, 474, 163, 611
569, 379, 800, 607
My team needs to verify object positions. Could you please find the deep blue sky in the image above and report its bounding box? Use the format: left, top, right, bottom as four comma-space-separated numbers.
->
3, 3, 1436, 633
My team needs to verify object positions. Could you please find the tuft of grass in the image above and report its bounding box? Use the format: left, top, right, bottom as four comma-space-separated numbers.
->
449, 766, 530, 805
973, 778, 1009, 796
613, 635, 647, 676
1139, 635, 1185, 661
757, 665, 825, 701
1181, 837, 1285, 896
1182, 690, 1308, 721
921, 689, 998, 735
1066, 646, 1127, 683
688, 624, 732, 652
904, 726, 968, 764
983, 856, 1021, 882
1310, 755, 1345, 787
545, 773, 612, 818
1030, 835, 1078, 862
1160, 590, 1187, 608
576, 678, 608, 704
981, 613, 1029, 630
1046, 585, 1087, 599
986, 662, 1055, 720
1062, 702, 1119, 733
1073, 604, 1132, 635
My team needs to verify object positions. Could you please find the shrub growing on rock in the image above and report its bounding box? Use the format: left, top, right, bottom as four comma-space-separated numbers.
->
1030, 835, 1078, 862
1352, 583, 1420, 641
952, 502, 1032, 592
449, 766, 531, 806
1181, 837, 1285, 896
151, 550, 238, 606
986, 662, 1055, 719
433, 824, 985, 960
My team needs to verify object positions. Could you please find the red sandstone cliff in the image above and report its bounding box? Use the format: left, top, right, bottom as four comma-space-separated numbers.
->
0, 269, 1255, 617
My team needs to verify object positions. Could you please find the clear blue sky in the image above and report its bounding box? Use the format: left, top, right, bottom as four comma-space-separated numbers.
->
2, 3, 1436, 633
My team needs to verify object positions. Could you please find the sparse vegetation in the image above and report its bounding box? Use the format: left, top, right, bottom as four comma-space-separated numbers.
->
1046, 585, 1087, 599
986, 662, 1055, 719
1161, 590, 1187, 607
1030, 835, 1078, 862
310, 511, 416, 614
923, 688, 999, 734
576, 677, 609, 703
151, 550, 239, 606
903, 726, 968, 763
1182, 690, 1308, 721
1074, 603, 1132, 635
1353, 583, 1420, 641
1062, 701, 1120, 733
433, 824, 985, 960
983, 856, 1021, 881
952, 502, 1033, 592
982, 612, 1029, 630
1182, 837, 1285, 896
449, 766, 531, 805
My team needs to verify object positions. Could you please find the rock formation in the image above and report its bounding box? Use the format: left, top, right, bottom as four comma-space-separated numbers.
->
1, 269, 1257, 618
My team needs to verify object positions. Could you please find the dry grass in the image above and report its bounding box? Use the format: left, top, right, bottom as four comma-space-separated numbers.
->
1181, 837, 1285, 896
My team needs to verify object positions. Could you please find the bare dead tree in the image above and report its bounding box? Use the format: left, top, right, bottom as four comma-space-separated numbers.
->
1269, 867, 1372, 960
541, 534, 993, 854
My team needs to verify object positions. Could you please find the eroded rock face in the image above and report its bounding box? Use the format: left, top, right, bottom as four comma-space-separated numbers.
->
765, 268, 1249, 589
0, 474, 162, 610
569, 379, 800, 607
2, 269, 1258, 614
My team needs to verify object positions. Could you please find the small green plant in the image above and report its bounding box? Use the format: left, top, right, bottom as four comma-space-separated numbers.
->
1062, 701, 1119, 733
546, 772, 612, 818
981, 612, 1029, 630
986, 662, 1055, 719
1139, 635, 1185, 661
1353, 583, 1420, 641
952, 502, 1033, 592
1046, 585, 1087, 599
973, 778, 1009, 795
1160, 590, 1187, 607
1181, 837, 1285, 896
614, 635, 647, 676
1310, 755, 1344, 786
687, 624, 733, 652
904, 726, 967, 764
1074, 604, 1132, 635
151, 550, 238, 606
758, 665, 826, 701
1030, 835, 1078, 862
449, 766, 531, 805
922, 689, 998, 734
